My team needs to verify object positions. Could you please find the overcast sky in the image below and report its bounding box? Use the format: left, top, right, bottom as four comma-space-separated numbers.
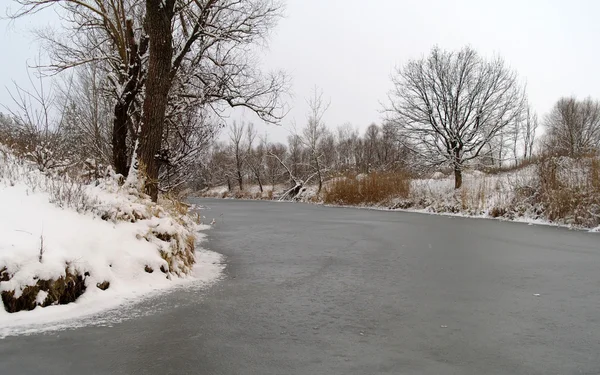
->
2, 0, 600, 142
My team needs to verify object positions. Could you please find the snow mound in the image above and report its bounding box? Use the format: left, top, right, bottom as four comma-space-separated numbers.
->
0, 147, 223, 333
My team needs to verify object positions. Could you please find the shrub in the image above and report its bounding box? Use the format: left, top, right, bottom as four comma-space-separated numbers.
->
534, 156, 600, 227
324, 172, 411, 205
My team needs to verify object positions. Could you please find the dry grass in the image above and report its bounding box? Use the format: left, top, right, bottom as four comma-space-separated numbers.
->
458, 179, 488, 212
534, 156, 600, 227
324, 172, 411, 205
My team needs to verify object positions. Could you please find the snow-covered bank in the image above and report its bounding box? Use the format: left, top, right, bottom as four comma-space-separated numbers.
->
200, 159, 600, 232
0, 149, 224, 335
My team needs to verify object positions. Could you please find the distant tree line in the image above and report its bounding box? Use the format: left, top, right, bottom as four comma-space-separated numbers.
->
202, 119, 410, 193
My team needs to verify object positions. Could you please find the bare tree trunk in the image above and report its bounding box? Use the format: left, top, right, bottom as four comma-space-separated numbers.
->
113, 19, 146, 178
138, 0, 174, 201
236, 166, 243, 191
513, 121, 520, 166
454, 165, 462, 189
256, 173, 263, 192
454, 148, 463, 189
315, 157, 323, 193
113, 103, 130, 176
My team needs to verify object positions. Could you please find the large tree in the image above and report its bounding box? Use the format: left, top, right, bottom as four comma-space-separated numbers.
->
136, 0, 287, 200
385, 46, 526, 188
543, 97, 600, 157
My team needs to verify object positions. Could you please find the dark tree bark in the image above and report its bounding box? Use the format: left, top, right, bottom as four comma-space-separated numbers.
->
112, 19, 147, 177
236, 166, 243, 191
138, 0, 175, 201
112, 103, 129, 176
454, 165, 462, 189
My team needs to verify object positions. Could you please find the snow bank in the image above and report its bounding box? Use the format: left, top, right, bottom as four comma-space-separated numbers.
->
203, 184, 282, 200
201, 159, 600, 230
395, 159, 600, 230
0, 148, 224, 335
405, 166, 538, 216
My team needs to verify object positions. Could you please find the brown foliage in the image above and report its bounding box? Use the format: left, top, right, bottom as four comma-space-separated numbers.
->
324, 172, 411, 205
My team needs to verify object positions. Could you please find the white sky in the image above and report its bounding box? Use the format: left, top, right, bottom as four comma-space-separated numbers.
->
2, 0, 600, 142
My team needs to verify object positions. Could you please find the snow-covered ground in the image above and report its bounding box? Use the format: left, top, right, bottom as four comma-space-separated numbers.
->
203, 184, 283, 199
0, 150, 224, 337
202, 183, 319, 202
403, 168, 536, 215
200, 162, 600, 232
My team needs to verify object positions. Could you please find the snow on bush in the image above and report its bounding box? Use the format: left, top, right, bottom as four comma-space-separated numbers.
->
396, 157, 600, 230
403, 166, 538, 217
0, 146, 222, 320
201, 156, 600, 232
533, 157, 600, 228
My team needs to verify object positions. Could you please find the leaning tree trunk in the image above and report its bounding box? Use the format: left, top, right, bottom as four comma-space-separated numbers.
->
256, 171, 263, 193
137, 0, 174, 201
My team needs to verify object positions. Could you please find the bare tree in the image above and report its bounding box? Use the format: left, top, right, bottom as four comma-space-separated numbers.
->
58, 63, 113, 167
158, 107, 220, 192
380, 121, 407, 172
301, 87, 330, 193
245, 125, 265, 192
319, 129, 336, 174
228, 121, 247, 191
2, 70, 72, 171
205, 141, 233, 190
543, 97, 600, 157
385, 46, 526, 188
335, 124, 359, 172
11, 0, 148, 177
522, 105, 538, 160
511, 116, 521, 166
363, 123, 380, 173
135, 0, 287, 200
265, 141, 286, 188
287, 133, 302, 177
